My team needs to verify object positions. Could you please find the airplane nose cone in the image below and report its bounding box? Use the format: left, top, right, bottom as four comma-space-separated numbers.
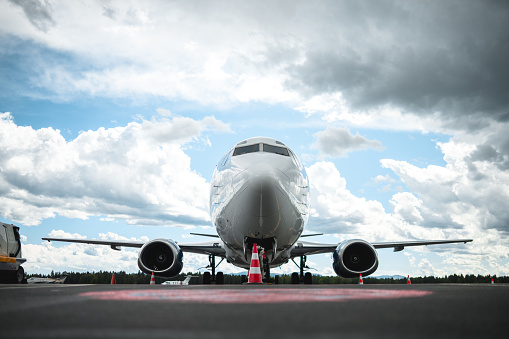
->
247, 176, 279, 218
232, 164, 292, 239
239, 163, 289, 214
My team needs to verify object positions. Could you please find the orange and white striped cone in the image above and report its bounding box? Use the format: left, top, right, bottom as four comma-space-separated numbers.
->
247, 243, 263, 284
111, 272, 116, 285
491, 278, 494, 284
407, 275, 411, 285
150, 271, 156, 285
358, 274, 363, 285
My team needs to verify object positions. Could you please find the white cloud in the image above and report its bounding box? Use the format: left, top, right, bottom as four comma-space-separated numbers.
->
0, 112, 230, 226
379, 125, 509, 274
156, 108, 173, 117
23, 235, 140, 274
381, 127, 509, 236
98, 232, 148, 243
24, 230, 243, 275
7, 0, 56, 33
312, 126, 384, 158
48, 229, 87, 240
305, 152, 509, 276
3, 1, 505, 132
417, 258, 437, 277
306, 161, 402, 241
2, 0, 508, 277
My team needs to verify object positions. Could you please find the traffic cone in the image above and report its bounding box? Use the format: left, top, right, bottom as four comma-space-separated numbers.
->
407, 275, 411, 285
358, 274, 363, 285
491, 278, 494, 284
150, 271, 156, 285
111, 272, 116, 285
247, 243, 263, 284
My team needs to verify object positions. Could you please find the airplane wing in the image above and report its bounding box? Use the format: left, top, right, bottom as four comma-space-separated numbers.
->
178, 242, 226, 257
42, 237, 145, 250
371, 239, 473, 252
290, 239, 473, 257
41, 237, 227, 257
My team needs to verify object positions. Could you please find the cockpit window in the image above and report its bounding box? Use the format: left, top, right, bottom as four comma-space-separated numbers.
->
263, 144, 289, 156
233, 144, 260, 156
232, 143, 290, 157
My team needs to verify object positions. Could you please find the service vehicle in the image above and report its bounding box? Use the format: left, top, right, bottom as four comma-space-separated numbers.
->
0, 222, 27, 283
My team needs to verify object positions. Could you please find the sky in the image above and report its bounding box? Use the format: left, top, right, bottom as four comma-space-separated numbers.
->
1, 0, 508, 278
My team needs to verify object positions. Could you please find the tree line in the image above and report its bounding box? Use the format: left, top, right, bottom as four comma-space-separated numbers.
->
28, 271, 508, 284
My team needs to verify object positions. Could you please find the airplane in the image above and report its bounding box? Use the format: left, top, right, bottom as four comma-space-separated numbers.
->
42, 136, 472, 284
27, 273, 68, 284
161, 275, 198, 285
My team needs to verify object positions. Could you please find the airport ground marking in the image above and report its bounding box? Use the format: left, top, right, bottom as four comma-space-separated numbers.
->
80, 288, 433, 304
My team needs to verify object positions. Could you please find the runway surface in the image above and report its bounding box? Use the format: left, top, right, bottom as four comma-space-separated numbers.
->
1, 283, 507, 338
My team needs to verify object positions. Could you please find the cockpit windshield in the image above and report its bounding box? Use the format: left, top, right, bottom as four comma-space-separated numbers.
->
263, 144, 289, 156
232, 143, 290, 157
233, 144, 260, 156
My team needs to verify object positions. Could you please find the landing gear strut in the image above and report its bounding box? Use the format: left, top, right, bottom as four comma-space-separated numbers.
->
262, 251, 271, 282
203, 255, 224, 285
291, 255, 313, 284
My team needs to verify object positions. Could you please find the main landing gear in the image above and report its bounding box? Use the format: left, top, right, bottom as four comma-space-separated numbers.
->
202, 255, 225, 285
291, 255, 313, 284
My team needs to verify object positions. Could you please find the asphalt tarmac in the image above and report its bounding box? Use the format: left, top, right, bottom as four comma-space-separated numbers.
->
1, 283, 507, 338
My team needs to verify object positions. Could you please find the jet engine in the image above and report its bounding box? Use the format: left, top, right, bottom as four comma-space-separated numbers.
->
332, 239, 379, 278
137, 239, 183, 277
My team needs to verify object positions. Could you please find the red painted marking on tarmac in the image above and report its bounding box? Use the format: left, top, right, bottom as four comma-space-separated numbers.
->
80, 288, 432, 304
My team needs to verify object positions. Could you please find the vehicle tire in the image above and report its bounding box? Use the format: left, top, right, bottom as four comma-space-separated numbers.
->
304, 272, 312, 285
291, 272, 300, 284
13, 266, 24, 284
216, 271, 224, 285
203, 272, 211, 285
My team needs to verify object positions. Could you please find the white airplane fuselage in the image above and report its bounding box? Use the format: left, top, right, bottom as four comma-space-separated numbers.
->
210, 137, 310, 269
161, 276, 195, 285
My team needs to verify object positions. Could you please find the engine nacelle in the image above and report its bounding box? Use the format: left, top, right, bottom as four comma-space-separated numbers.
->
137, 239, 183, 278
333, 239, 379, 278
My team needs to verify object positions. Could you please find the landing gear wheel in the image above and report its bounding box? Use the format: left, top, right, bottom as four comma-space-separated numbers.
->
291, 272, 300, 284
216, 272, 224, 285
304, 272, 313, 285
203, 272, 211, 285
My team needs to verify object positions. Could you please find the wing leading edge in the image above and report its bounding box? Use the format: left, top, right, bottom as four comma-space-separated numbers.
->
371, 239, 473, 252
41, 237, 226, 257
42, 236, 471, 265
41, 237, 144, 251
290, 238, 473, 257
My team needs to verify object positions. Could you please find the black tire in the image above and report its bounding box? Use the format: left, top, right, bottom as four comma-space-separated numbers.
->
12, 267, 24, 284
291, 272, 300, 284
216, 271, 224, 285
304, 272, 312, 285
203, 272, 211, 285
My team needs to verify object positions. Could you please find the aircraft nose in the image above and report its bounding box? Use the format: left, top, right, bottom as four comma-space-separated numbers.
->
233, 164, 290, 235
240, 163, 289, 209
247, 175, 280, 218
